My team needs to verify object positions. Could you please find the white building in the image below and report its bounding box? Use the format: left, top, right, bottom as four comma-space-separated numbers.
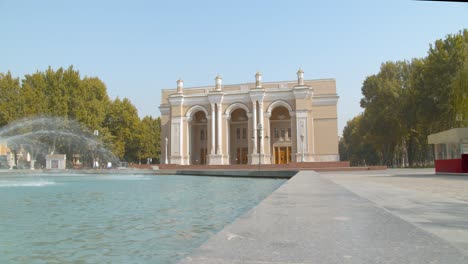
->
159, 69, 339, 165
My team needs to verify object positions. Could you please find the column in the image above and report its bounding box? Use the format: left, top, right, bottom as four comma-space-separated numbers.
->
295, 110, 308, 162
224, 114, 231, 164
247, 113, 252, 163
187, 117, 192, 165
252, 102, 257, 153
180, 117, 184, 164
170, 117, 182, 164
210, 103, 216, 155
216, 104, 222, 155
259, 101, 264, 155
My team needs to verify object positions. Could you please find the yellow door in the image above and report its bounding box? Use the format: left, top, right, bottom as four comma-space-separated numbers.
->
274, 146, 292, 164
200, 148, 207, 164
241, 148, 248, 164
279, 148, 286, 164
275, 147, 280, 164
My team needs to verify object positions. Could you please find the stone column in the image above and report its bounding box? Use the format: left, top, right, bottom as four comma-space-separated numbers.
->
295, 110, 308, 162
247, 113, 253, 164
223, 114, 231, 164
264, 112, 272, 164
186, 117, 192, 165
252, 102, 257, 153
180, 117, 185, 164
290, 112, 296, 162
210, 103, 216, 155
170, 117, 182, 164
259, 101, 264, 155
216, 104, 222, 156
207, 115, 212, 155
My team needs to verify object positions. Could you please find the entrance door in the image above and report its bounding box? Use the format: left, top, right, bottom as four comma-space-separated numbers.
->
200, 148, 207, 164
274, 146, 292, 164
279, 148, 286, 164
236, 148, 248, 164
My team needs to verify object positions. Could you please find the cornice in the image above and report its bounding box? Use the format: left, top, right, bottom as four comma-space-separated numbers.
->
159, 105, 170, 115
168, 95, 184, 106
160, 78, 335, 93
208, 92, 224, 104
312, 95, 339, 106
249, 89, 265, 102
169, 90, 339, 108
293, 86, 313, 99
295, 110, 309, 118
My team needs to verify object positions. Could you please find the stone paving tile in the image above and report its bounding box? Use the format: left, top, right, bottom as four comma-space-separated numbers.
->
323, 169, 468, 255
323, 169, 468, 202
179, 170, 468, 264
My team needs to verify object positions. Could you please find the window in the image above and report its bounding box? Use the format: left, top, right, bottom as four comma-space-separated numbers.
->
281, 128, 286, 138
274, 128, 279, 138
200, 129, 205, 140
242, 128, 246, 139
236, 128, 240, 139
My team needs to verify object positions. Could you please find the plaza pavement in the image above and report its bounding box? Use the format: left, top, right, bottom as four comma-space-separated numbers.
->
179, 169, 468, 264
323, 169, 468, 256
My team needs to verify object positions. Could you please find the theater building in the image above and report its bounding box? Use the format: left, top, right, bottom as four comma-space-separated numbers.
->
159, 69, 339, 165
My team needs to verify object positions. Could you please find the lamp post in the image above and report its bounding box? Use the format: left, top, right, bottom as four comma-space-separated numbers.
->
165, 137, 168, 164
301, 134, 305, 162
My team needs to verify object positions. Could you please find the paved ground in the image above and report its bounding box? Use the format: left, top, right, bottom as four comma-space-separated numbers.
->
323, 169, 468, 256
179, 170, 468, 263
323, 169, 468, 202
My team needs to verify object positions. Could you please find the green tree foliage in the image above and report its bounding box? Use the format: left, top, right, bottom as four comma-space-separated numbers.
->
103, 98, 141, 161
340, 115, 379, 166
0, 66, 161, 165
0, 72, 22, 126
136, 116, 161, 164
341, 29, 468, 167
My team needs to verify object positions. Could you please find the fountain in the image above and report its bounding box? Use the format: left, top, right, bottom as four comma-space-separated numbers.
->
0, 116, 119, 169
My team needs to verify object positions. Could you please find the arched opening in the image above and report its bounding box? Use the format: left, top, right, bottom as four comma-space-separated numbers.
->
229, 108, 248, 164
269, 106, 292, 164
190, 110, 208, 165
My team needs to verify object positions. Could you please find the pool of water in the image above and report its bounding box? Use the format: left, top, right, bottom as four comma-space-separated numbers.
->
0, 174, 285, 264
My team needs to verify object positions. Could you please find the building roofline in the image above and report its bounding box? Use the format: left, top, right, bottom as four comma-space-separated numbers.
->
161, 78, 336, 92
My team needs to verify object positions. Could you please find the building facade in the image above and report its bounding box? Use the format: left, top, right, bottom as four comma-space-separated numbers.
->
159, 69, 339, 165
428, 128, 468, 173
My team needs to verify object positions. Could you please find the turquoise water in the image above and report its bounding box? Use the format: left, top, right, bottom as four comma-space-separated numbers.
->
0, 174, 285, 264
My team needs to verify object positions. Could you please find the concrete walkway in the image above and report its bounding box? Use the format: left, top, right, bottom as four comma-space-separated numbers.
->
323, 169, 468, 256
179, 171, 467, 264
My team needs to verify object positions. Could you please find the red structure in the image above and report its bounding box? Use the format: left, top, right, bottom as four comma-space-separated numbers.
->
428, 128, 468, 173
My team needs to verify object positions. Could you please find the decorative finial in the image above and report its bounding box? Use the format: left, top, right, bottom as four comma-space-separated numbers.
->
297, 68, 304, 85
255, 71, 262, 88
176, 78, 184, 93
215, 74, 222, 91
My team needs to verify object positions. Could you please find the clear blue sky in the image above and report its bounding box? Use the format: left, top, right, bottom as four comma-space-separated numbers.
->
1, 0, 466, 135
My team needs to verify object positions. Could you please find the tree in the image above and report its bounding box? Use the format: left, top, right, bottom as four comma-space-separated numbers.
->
136, 116, 161, 164
0, 72, 22, 126
340, 114, 379, 166
103, 97, 141, 161
344, 29, 468, 167
420, 30, 468, 132
360, 61, 409, 166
